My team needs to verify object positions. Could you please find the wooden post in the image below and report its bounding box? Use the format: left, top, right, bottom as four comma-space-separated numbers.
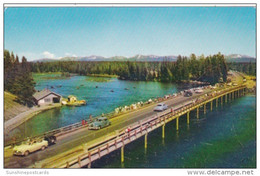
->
204, 103, 206, 114
187, 112, 190, 124
221, 96, 223, 106
197, 107, 199, 119
144, 133, 147, 149
121, 146, 124, 163
88, 152, 91, 168
78, 156, 81, 167
176, 116, 179, 131
216, 98, 218, 108
225, 94, 227, 103
210, 101, 213, 111
229, 92, 231, 101
162, 124, 165, 138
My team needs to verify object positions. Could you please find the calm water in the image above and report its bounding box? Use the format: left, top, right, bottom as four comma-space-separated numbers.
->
91, 95, 256, 168
7, 74, 197, 140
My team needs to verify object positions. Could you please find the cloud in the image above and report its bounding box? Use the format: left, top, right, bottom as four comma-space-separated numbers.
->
42, 51, 55, 59
65, 52, 77, 57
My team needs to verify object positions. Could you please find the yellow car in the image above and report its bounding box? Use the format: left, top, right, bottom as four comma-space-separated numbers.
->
13, 138, 48, 156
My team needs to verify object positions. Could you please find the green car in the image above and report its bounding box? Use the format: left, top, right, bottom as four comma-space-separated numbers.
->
88, 117, 111, 130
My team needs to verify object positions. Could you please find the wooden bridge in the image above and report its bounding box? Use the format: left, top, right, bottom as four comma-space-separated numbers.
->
34, 85, 246, 168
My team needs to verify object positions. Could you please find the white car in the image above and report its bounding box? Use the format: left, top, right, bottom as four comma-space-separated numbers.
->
195, 89, 203, 93
154, 103, 168, 112
13, 138, 48, 156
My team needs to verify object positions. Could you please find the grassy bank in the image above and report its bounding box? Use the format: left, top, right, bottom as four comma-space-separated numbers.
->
4, 91, 30, 121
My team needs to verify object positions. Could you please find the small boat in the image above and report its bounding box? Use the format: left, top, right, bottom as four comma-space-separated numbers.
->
76, 86, 79, 89
133, 86, 136, 89
62, 95, 87, 106
110, 90, 114, 92
96, 86, 98, 88
57, 85, 62, 88
124, 88, 129, 90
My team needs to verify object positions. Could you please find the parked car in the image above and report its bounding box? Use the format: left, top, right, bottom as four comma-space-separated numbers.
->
154, 103, 168, 111
13, 138, 48, 156
88, 117, 111, 130
184, 90, 193, 97
233, 83, 238, 86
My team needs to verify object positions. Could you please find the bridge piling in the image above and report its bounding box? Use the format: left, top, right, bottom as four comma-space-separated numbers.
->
162, 125, 165, 138
225, 94, 227, 103
176, 116, 179, 131
210, 101, 213, 111
144, 133, 148, 149
204, 103, 206, 114
121, 146, 124, 163
221, 96, 223, 106
197, 108, 199, 119
216, 98, 218, 108
187, 112, 190, 124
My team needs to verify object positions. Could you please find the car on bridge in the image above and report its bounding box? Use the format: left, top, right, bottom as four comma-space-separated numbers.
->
88, 117, 111, 130
184, 90, 193, 97
13, 138, 48, 156
154, 103, 168, 111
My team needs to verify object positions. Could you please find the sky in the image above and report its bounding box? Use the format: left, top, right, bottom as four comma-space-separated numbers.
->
4, 6, 256, 61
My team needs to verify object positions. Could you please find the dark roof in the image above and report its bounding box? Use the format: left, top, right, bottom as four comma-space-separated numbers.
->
33, 89, 62, 100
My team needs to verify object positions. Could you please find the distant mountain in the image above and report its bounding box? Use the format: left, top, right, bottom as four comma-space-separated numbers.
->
32, 54, 255, 63
32, 54, 178, 62
32, 58, 58, 62
225, 54, 256, 63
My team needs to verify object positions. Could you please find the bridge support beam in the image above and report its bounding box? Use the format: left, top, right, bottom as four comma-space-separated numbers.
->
225, 94, 227, 103
162, 125, 165, 138
187, 112, 190, 124
216, 98, 218, 108
176, 117, 179, 131
204, 103, 206, 114
197, 108, 199, 119
221, 96, 223, 106
121, 146, 124, 163
144, 133, 147, 149
210, 101, 213, 111
229, 93, 231, 101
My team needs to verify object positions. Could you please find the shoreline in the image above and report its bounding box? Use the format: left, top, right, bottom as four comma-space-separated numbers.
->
4, 103, 62, 136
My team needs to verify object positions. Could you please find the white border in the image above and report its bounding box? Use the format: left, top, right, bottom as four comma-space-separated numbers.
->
0, 1, 258, 176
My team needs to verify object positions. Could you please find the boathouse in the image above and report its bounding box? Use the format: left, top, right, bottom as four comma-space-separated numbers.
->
33, 88, 62, 105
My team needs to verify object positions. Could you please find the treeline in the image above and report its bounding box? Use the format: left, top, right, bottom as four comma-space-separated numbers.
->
228, 62, 256, 76
4, 50, 35, 106
30, 52, 228, 84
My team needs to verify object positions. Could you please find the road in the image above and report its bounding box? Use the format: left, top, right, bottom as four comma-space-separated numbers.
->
4, 71, 244, 168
